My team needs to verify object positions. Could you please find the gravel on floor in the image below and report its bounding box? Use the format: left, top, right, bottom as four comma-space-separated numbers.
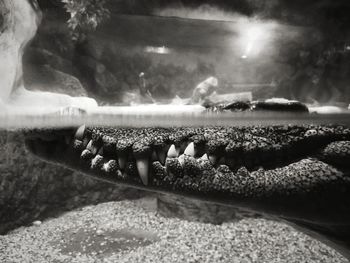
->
0, 197, 347, 263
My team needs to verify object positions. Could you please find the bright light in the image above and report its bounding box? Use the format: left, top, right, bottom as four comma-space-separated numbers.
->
144, 46, 171, 54
238, 22, 275, 59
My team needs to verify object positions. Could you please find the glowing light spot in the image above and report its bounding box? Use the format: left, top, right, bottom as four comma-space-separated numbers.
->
237, 21, 276, 59
144, 46, 171, 54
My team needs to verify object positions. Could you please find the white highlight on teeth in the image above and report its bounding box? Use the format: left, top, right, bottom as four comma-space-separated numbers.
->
86, 140, 94, 152
86, 140, 99, 155
74, 125, 86, 140
184, 142, 195, 157
102, 162, 110, 172
167, 144, 178, 158
91, 154, 103, 168
82, 137, 90, 148
179, 141, 188, 154
200, 153, 209, 161
135, 158, 149, 186
178, 154, 185, 167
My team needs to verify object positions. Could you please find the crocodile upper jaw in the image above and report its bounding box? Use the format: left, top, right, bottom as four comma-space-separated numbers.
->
24, 125, 350, 223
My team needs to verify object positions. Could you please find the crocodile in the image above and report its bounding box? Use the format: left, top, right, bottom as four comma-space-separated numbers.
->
24, 123, 350, 259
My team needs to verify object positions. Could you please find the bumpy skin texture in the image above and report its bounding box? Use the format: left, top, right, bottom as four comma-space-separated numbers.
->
24, 124, 350, 259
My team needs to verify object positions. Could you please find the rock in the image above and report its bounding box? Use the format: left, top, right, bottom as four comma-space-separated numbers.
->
251, 98, 309, 113
24, 47, 77, 76
206, 98, 309, 113
96, 229, 104, 236
24, 65, 88, 97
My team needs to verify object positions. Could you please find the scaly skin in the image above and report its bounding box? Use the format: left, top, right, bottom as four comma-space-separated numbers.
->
24, 124, 350, 259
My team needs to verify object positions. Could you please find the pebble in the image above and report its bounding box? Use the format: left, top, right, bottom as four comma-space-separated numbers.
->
32, 220, 42, 226
0, 198, 346, 263
96, 229, 104, 236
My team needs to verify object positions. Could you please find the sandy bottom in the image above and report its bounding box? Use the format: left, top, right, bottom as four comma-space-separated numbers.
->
0, 198, 346, 263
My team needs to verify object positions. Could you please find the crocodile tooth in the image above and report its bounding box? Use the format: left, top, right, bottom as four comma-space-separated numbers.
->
82, 137, 90, 148
184, 142, 195, 157
136, 158, 149, 185
156, 147, 168, 165
102, 160, 119, 173
86, 140, 93, 150
179, 141, 188, 154
208, 154, 218, 165
91, 155, 104, 169
81, 149, 93, 161
118, 155, 127, 170
74, 125, 86, 140
86, 140, 99, 155
167, 144, 179, 158
200, 153, 209, 161
178, 154, 185, 167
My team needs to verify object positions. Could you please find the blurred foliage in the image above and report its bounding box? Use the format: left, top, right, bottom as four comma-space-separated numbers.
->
61, 0, 110, 40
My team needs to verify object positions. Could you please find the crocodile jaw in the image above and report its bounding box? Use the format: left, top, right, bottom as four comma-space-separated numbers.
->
24, 125, 350, 223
